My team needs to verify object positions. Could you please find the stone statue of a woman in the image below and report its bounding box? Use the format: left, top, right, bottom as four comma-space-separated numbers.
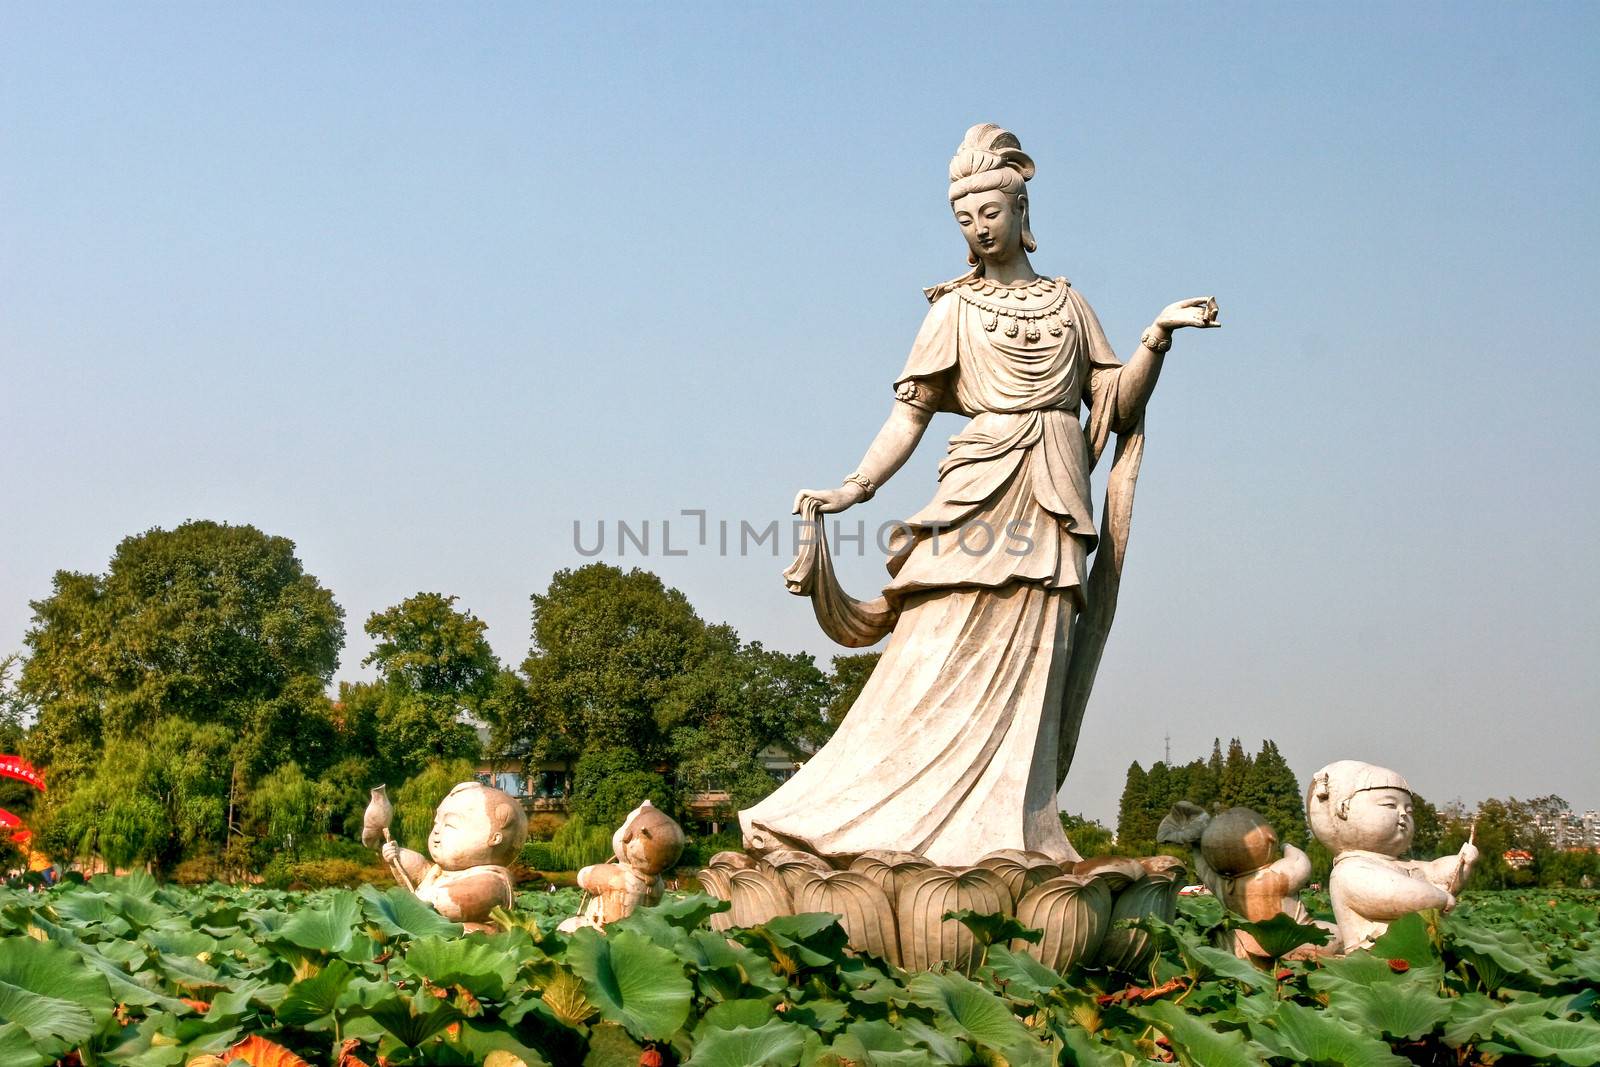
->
742, 124, 1218, 866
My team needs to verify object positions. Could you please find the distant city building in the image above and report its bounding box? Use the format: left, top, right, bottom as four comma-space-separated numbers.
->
1531, 807, 1600, 850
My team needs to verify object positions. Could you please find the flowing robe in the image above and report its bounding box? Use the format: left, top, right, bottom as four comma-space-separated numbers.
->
741, 277, 1129, 866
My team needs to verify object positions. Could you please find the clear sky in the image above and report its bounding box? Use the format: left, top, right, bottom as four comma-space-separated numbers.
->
3, 4, 1597, 826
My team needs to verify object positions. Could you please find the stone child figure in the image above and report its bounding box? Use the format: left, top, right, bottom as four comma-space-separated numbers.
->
1307, 760, 1479, 952
559, 800, 684, 933
381, 781, 528, 927
1159, 803, 1317, 961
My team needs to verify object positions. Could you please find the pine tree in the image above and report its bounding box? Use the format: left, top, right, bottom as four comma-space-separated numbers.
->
1218, 737, 1252, 808
1145, 761, 1174, 837
1117, 762, 1151, 851
1182, 757, 1217, 811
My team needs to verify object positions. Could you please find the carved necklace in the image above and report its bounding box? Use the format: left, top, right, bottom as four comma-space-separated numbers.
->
958, 275, 1073, 344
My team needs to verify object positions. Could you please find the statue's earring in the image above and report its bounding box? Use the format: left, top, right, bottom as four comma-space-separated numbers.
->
967, 249, 979, 266
1020, 199, 1037, 253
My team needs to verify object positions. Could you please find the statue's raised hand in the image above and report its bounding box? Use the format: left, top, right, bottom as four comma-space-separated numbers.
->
1155, 296, 1220, 332
793, 482, 870, 515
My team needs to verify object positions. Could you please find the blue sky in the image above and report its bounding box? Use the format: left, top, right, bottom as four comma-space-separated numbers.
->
3, 3, 1597, 824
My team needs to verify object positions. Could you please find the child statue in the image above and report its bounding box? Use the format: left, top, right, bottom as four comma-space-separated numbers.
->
1158, 802, 1322, 961
379, 781, 528, 928
559, 800, 684, 933
1307, 760, 1478, 952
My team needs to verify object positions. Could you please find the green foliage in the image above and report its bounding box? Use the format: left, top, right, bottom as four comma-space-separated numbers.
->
245, 761, 340, 859
520, 814, 625, 873
1238, 740, 1307, 848
337, 679, 482, 793
500, 564, 831, 814
21, 520, 345, 785
364, 592, 497, 699
1060, 811, 1115, 857
36, 718, 232, 873
821, 652, 879, 744
0, 876, 1597, 1066
568, 748, 671, 829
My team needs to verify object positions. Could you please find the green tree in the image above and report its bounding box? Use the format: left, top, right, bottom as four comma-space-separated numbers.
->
0, 653, 27, 753
1178, 757, 1217, 812
20, 521, 345, 784
1116, 762, 1152, 851
1060, 812, 1115, 858
1409, 793, 1442, 857
334, 680, 479, 796
498, 564, 833, 812
1217, 738, 1252, 809
245, 762, 338, 861
822, 653, 880, 744
567, 749, 671, 829
516, 565, 709, 761
364, 593, 497, 702
1206, 738, 1224, 789
662, 638, 830, 812
37, 719, 232, 874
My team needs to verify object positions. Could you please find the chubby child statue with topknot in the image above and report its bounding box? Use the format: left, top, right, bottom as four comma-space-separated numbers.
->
381, 781, 529, 929
559, 800, 685, 933
1308, 760, 1478, 952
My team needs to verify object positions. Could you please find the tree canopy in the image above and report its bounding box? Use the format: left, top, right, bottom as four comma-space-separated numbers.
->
21, 520, 345, 784
491, 564, 834, 813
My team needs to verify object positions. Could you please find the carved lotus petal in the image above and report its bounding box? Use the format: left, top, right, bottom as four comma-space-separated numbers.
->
979, 848, 1058, 866
1093, 872, 1179, 973
764, 849, 835, 896
1013, 874, 1112, 973
1074, 856, 1147, 894
728, 867, 795, 928
895, 866, 1014, 975
1138, 855, 1188, 880
707, 850, 760, 873
792, 870, 900, 967
695, 866, 737, 931
850, 850, 934, 903
975, 852, 1066, 901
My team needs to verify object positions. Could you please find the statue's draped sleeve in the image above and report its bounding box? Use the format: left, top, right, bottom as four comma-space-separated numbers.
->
891, 293, 960, 414
1056, 284, 1146, 787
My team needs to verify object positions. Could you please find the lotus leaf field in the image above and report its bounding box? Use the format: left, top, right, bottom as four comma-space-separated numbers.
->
0, 875, 1596, 1067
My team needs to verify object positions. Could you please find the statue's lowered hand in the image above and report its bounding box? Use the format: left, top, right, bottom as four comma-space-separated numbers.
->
793, 483, 868, 515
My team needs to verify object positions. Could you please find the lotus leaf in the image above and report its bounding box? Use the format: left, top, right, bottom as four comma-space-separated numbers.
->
906, 971, 1048, 1066
0, 935, 115, 1048
567, 927, 693, 1040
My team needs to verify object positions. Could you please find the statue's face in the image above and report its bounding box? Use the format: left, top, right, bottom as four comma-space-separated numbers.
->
428, 790, 501, 869
1344, 787, 1414, 856
952, 189, 1023, 262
